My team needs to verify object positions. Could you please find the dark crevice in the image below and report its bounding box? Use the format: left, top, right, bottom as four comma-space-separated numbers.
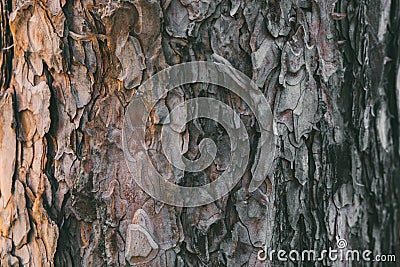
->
42, 63, 60, 223
0, 0, 14, 91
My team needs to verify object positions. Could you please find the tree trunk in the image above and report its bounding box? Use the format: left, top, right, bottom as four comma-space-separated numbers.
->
0, 0, 399, 266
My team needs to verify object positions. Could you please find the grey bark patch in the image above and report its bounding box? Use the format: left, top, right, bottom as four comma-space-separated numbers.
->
116, 35, 145, 90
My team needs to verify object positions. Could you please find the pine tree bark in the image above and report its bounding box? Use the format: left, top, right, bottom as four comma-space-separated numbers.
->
0, 0, 399, 266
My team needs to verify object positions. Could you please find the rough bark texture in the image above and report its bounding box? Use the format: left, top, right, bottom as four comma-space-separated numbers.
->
0, 0, 399, 266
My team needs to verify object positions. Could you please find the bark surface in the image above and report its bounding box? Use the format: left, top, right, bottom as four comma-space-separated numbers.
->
0, 0, 399, 266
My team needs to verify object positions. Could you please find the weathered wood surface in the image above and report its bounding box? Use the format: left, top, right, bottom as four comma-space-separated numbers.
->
0, 0, 399, 266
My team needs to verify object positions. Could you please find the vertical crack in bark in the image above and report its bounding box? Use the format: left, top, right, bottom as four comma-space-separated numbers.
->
0, 0, 13, 91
